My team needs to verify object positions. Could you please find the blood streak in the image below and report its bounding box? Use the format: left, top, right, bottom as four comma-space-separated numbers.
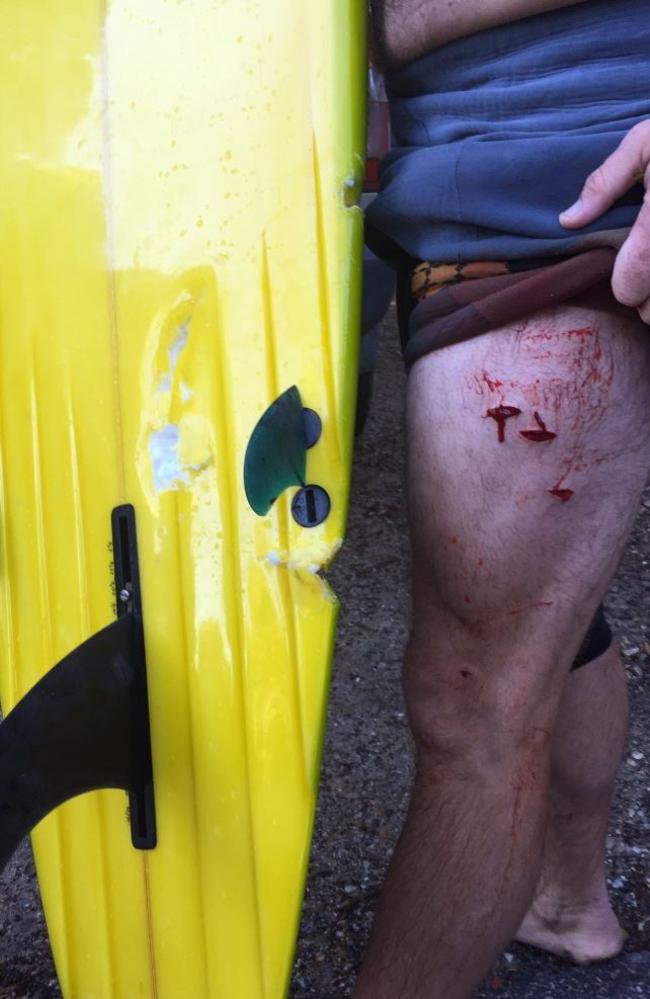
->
486, 405, 521, 442
482, 371, 504, 393
548, 463, 575, 502
519, 411, 557, 443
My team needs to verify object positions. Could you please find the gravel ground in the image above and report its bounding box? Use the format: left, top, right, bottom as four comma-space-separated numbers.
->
2, 307, 650, 997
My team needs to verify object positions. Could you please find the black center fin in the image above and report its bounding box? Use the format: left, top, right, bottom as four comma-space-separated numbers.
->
0, 504, 156, 873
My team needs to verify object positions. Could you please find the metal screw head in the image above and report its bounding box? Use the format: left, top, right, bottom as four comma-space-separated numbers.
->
291, 485, 331, 527
119, 589, 131, 603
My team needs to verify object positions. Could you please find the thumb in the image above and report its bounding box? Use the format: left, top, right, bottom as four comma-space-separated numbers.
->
559, 125, 649, 230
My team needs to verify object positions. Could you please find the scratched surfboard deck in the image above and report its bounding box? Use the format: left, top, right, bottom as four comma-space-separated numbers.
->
0, 3, 364, 996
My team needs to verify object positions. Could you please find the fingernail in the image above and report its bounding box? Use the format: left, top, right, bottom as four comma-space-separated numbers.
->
559, 199, 582, 222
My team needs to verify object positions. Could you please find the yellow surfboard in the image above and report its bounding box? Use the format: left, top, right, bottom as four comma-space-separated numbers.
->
0, 3, 365, 996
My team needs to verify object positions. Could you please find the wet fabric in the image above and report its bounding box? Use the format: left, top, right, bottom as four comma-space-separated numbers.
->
365, 0, 650, 266
402, 248, 619, 369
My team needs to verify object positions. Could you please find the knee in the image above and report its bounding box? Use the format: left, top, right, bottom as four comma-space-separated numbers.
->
402, 624, 555, 771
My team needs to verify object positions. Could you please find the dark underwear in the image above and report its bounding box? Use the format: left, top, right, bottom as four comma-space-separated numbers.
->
573, 605, 612, 671
398, 250, 618, 671
400, 248, 623, 371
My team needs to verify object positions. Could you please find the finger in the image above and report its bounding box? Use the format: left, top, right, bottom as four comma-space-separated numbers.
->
611, 196, 650, 306
559, 124, 650, 229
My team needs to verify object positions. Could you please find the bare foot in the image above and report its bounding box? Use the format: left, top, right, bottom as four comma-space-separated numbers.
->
515, 895, 627, 964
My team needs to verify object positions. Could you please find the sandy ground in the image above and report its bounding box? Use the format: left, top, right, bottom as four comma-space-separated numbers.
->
2, 307, 650, 997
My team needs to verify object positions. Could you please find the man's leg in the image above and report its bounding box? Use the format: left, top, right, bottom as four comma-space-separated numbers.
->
354, 301, 650, 999
517, 642, 629, 962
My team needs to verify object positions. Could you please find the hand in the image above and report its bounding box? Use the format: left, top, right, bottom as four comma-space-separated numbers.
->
559, 120, 650, 323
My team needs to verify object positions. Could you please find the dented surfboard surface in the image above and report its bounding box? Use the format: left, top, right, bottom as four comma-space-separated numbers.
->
0, 2, 365, 996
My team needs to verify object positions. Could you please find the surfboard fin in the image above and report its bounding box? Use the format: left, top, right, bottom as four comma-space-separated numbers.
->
244, 385, 330, 525
244, 385, 308, 515
0, 506, 156, 874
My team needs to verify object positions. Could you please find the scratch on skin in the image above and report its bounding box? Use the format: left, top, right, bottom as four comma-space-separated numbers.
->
493, 763, 541, 913
505, 601, 554, 616
509, 766, 539, 843
503, 322, 612, 427
474, 324, 612, 431
565, 326, 595, 337
469, 370, 506, 398
482, 371, 504, 393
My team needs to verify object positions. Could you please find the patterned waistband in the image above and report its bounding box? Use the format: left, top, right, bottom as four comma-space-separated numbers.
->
410, 255, 570, 302
403, 248, 619, 370
411, 260, 518, 302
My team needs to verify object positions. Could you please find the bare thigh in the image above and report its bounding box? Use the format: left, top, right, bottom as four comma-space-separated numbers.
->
406, 300, 650, 718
